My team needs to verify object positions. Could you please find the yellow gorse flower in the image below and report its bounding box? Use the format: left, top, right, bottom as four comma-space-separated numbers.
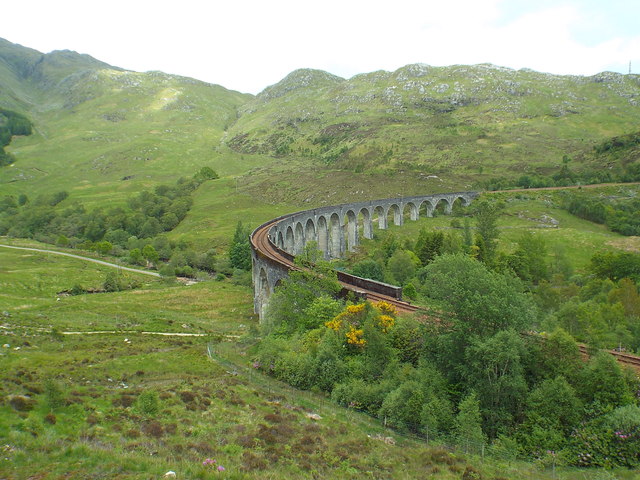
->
325, 317, 343, 331
326, 303, 366, 332
345, 326, 366, 346
374, 301, 397, 317
346, 303, 366, 314
378, 314, 395, 333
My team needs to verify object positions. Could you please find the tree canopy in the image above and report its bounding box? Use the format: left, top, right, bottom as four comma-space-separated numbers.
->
422, 254, 537, 337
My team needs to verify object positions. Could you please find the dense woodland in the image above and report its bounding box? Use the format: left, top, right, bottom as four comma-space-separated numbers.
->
341, 198, 640, 351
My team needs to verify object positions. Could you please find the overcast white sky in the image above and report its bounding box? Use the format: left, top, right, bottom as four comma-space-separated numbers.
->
4, 0, 640, 94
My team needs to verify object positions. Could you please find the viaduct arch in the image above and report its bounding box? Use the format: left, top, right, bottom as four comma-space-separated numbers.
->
251, 191, 479, 321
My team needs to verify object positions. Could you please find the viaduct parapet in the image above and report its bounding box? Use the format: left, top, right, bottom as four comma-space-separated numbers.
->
251, 191, 479, 320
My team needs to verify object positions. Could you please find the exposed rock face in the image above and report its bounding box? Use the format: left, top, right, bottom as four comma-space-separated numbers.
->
257, 68, 344, 102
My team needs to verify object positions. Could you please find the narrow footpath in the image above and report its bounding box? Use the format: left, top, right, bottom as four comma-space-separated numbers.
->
0, 244, 160, 277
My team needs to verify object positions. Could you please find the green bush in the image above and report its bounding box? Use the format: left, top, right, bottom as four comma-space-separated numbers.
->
331, 378, 389, 415
103, 271, 123, 292
565, 407, 640, 468
403, 282, 417, 300
43, 379, 66, 410
351, 259, 385, 282
378, 381, 425, 432
158, 265, 174, 278
135, 390, 160, 416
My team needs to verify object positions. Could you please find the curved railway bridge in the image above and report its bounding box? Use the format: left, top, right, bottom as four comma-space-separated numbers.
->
250, 189, 640, 372
250, 191, 479, 320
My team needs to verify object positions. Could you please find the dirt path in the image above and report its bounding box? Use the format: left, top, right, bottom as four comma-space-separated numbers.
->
0, 244, 160, 277
60, 330, 239, 337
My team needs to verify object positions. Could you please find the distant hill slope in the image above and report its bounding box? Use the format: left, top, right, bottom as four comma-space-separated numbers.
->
1, 37, 639, 213
0, 38, 254, 204
227, 64, 640, 178
0, 38, 117, 110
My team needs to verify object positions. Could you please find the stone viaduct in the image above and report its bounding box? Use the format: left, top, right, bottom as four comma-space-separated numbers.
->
251, 191, 480, 320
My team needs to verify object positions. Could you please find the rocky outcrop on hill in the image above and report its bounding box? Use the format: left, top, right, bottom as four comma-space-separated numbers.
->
226, 63, 640, 173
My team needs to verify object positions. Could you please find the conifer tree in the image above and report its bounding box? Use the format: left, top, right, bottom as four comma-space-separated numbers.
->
229, 221, 252, 270
473, 200, 501, 266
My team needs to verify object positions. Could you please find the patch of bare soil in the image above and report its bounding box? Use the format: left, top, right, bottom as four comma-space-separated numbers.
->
606, 236, 640, 253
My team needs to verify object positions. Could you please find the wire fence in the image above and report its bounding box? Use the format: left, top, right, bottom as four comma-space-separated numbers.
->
206, 342, 566, 479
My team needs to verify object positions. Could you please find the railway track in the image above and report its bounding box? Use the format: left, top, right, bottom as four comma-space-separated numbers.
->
252, 218, 297, 270
252, 214, 640, 371
578, 345, 640, 372
611, 351, 640, 371
360, 291, 421, 314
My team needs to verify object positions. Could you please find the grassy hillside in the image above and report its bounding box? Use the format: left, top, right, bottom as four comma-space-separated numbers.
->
6, 70, 253, 205
0, 244, 510, 479
0, 40, 41, 111
227, 65, 640, 181
2, 38, 640, 248
0, 38, 256, 212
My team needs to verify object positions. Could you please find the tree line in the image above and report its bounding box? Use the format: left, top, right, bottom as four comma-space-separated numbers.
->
479, 146, 640, 191
558, 191, 640, 236
0, 108, 33, 167
0, 167, 229, 279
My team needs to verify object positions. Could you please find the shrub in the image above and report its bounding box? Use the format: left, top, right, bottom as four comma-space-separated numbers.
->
331, 378, 389, 415
351, 259, 385, 282
403, 282, 417, 300
141, 420, 164, 438
103, 272, 123, 292
135, 390, 160, 416
43, 379, 65, 410
159, 265, 176, 278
